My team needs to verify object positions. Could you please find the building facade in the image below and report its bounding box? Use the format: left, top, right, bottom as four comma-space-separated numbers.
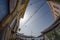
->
0, 0, 29, 40
41, 0, 60, 40
47, 0, 60, 20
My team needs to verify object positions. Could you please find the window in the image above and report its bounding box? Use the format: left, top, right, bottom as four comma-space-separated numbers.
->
55, 10, 60, 16
12, 19, 17, 29
55, 10, 59, 14
21, 0, 25, 4
53, 5, 59, 9
10, 17, 17, 30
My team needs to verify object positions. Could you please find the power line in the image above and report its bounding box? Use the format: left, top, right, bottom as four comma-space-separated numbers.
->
21, 1, 46, 27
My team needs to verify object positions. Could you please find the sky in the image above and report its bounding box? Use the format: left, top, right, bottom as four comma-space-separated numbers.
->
19, 0, 55, 37
0, 0, 9, 21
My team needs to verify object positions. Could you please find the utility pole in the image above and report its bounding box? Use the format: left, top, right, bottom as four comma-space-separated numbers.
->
31, 30, 32, 40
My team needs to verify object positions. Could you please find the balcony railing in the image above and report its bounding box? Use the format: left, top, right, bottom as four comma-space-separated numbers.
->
47, 0, 60, 2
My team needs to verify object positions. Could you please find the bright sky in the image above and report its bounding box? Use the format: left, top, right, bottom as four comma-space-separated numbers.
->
19, 0, 55, 37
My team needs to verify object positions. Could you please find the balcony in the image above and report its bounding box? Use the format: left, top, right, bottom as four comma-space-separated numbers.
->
47, 0, 60, 2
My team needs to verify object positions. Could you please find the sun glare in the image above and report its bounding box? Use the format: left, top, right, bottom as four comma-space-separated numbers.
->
20, 13, 28, 23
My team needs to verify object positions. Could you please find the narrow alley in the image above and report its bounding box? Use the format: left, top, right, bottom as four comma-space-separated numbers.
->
0, 0, 60, 40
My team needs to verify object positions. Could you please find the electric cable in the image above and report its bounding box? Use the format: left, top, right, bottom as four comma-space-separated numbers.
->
21, 1, 46, 27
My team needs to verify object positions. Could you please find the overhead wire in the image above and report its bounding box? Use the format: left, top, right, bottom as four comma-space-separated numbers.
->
21, 1, 46, 27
